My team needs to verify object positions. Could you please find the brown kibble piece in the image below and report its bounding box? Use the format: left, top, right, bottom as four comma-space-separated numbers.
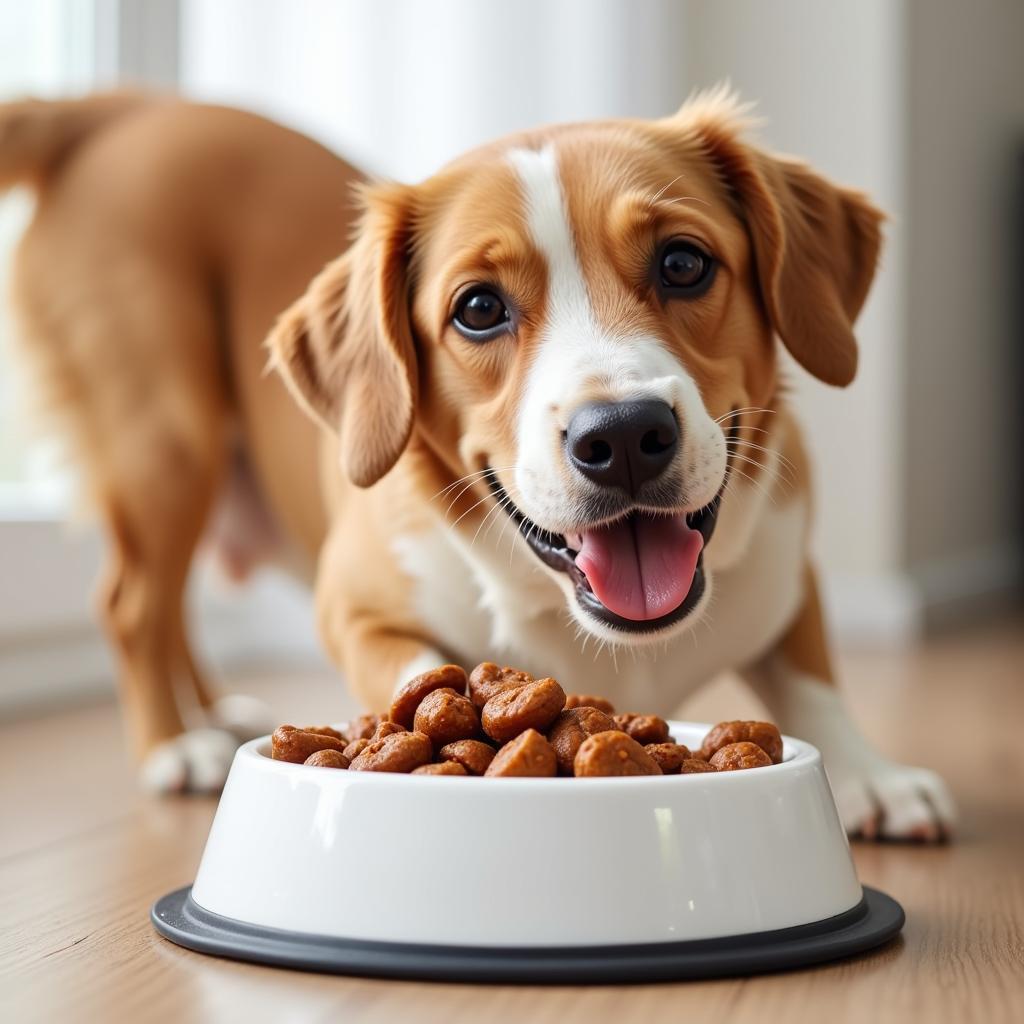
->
573, 731, 663, 777
349, 730, 434, 773
344, 714, 382, 743
701, 721, 783, 764
303, 749, 350, 769
414, 688, 480, 748
271, 725, 347, 764
680, 758, 718, 774
439, 739, 496, 775
645, 742, 692, 775
485, 729, 557, 777
343, 738, 370, 760
411, 761, 468, 776
547, 707, 619, 775
564, 693, 616, 714
389, 665, 468, 728
614, 713, 671, 745
468, 662, 535, 709
482, 677, 566, 743
304, 725, 344, 740
371, 719, 407, 741
709, 741, 772, 771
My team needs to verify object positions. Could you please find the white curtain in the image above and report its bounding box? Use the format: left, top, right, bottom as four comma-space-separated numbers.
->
180, 0, 689, 183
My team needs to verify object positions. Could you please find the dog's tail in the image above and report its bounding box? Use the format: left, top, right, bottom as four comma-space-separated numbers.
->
0, 92, 146, 192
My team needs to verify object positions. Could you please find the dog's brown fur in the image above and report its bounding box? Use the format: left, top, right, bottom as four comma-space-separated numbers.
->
4, 92, 871, 757
3, 93, 954, 838
5, 94, 360, 758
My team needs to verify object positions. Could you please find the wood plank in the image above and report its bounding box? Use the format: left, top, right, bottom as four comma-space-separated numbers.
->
2, 617, 1022, 1022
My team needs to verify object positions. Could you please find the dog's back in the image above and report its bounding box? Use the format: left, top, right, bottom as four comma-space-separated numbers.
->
2, 94, 360, 774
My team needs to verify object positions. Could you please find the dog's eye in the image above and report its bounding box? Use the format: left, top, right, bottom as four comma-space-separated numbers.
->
659, 241, 715, 294
452, 288, 510, 340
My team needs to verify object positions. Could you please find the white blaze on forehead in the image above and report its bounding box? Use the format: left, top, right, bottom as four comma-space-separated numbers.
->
506, 144, 726, 532
507, 145, 599, 340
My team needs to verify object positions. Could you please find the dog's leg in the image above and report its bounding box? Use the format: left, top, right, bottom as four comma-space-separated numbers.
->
95, 425, 245, 794
742, 566, 956, 840
315, 523, 447, 713
43, 268, 247, 794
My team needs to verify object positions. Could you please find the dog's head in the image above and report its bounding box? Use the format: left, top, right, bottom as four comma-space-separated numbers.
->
269, 91, 883, 645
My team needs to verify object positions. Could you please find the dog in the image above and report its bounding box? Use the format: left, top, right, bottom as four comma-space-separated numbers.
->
3, 90, 954, 839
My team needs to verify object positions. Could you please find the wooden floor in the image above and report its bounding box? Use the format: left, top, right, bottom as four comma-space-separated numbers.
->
2, 616, 1023, 1023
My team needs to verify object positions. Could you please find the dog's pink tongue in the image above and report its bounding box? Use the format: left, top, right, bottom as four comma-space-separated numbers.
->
575, 515, 703, 621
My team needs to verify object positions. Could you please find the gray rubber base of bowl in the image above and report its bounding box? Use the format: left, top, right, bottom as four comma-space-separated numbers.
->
151, 885, 903, 983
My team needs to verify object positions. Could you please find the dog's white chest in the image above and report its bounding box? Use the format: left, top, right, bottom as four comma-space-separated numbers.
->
392, 498, 807, 714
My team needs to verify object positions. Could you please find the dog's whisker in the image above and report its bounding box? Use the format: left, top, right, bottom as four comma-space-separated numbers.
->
432, 469, 491, 501
714, 406, 776, 425
727, 465, 776, 506
725, 443, 797, 484
656, 194, 710, 208
448, 490, 502, 531
725, 448, 794, 484
443, 467, 520, 520
648, 173, 685, 205
470, 499, 510, 552
432, 465, 518, 504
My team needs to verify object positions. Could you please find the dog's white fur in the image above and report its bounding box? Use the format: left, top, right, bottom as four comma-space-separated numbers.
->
393, 144, 955, 839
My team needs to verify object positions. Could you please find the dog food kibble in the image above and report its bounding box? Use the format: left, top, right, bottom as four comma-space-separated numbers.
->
414, 688, 480, 748
412, 760, 468, 776
371, 719, 406, 741
484, 729, 558, 777
614, 713, 671, 745
305, 725, 345, 740
439, 738, 496, 775
274, 663, 784, 779
343, 714, 382, 743
564, 693, 616, 714
303, 749, 350, 769
709, 741, 773, 771
574, 731, 663, 776
343, 737, 370, 760
389, 664, 468, 729
349, 730, 434, 773
481, 677, 567, 743
547, 706, 620, 775
701, 720, 783, 764
271, 725, 348, 763
644, 742, 692, 775
468, 662, 535, 709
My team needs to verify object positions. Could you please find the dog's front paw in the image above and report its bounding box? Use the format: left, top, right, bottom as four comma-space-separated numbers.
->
206, 693, 277, 743
140, 727, 240, 795
828, 752, 956, 842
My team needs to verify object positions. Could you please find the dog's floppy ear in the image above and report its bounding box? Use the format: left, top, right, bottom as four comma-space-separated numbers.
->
680, 91, 884, 387
267, 183, 417, 487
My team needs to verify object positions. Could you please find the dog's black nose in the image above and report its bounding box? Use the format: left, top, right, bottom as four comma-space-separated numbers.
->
566, 400, 679, 495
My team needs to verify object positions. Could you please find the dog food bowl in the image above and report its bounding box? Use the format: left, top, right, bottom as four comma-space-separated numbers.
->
152, 721, 903, 982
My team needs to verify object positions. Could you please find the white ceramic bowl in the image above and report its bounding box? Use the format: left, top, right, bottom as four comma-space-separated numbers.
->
189, 721, 861, 948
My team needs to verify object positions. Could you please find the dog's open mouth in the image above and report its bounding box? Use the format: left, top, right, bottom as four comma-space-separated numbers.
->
486, 472, 724, 634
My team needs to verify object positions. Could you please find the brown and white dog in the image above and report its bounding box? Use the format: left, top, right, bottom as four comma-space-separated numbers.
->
4, 91, 953, 838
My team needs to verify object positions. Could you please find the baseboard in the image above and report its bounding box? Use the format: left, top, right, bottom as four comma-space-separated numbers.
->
0, 565, 328, 719
823, 542, 1023, 649
821, 571, 924, 649
911, 542, 1023, 632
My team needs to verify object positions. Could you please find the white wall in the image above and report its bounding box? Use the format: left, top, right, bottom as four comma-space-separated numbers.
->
902, 0, 1024, 622
181, 0, 690, 182
686, 0, 910, 633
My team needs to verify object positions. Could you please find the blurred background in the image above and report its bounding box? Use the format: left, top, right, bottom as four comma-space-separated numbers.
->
1, 0, 1022, 716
